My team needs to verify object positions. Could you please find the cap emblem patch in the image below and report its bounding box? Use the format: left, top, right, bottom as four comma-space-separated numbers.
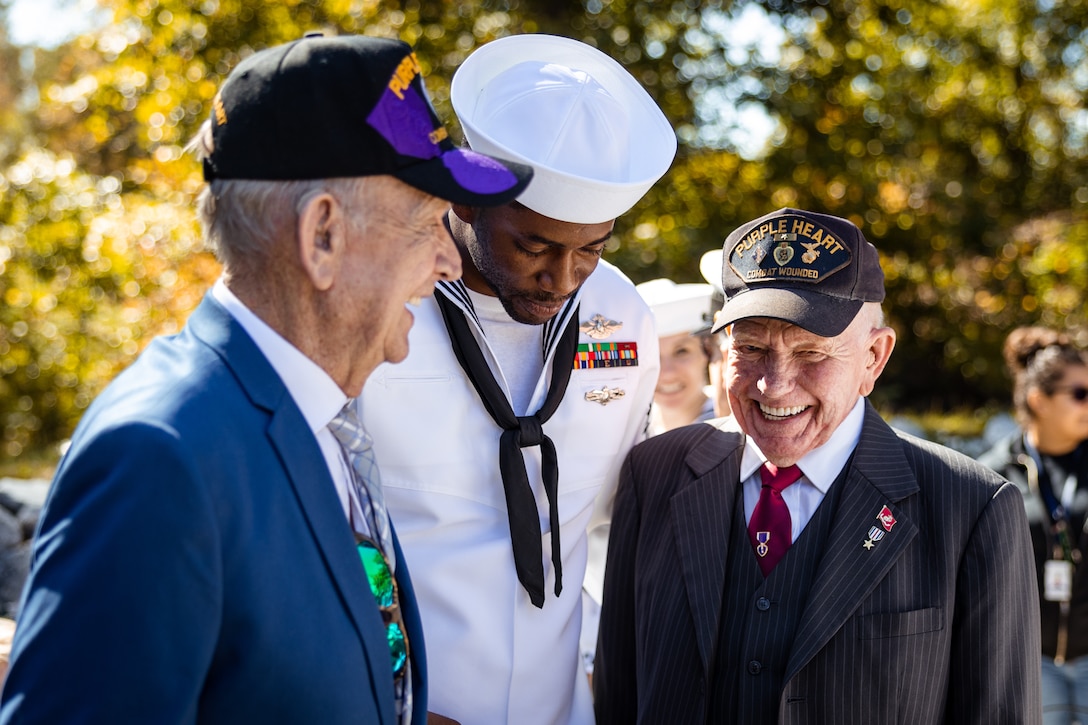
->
728, 215, 852, 286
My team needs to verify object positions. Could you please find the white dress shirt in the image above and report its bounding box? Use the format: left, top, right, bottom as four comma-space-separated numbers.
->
740, 396, 867, 540
212, 279, 355, 522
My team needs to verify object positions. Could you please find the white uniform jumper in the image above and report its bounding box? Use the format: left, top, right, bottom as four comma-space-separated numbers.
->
362, 260, 659, 724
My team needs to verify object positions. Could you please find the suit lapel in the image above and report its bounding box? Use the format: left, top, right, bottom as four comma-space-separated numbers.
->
785, 403, 919, 683
670, 425, 745, 674
190, 295, 395, 723
268, 410, 396, 712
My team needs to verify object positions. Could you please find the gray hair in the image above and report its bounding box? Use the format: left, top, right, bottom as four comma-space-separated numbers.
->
862, 302, 886, 330
187, 120, 369, 273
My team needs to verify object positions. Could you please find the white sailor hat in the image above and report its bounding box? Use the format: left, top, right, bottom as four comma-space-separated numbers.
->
636, 278, 715, 338
451, 34, 677, 224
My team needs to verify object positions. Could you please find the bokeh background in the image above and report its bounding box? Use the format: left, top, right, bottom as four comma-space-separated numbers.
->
2, 0, 1087, 477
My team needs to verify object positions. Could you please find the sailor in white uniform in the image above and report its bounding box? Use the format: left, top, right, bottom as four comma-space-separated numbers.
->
361, 34, 676, 725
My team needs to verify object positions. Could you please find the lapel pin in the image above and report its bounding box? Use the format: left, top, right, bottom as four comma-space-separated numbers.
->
863, 505, 896, 550
877, 505, 897, 532
863, 526, 885, 550
580, 314, 623, 340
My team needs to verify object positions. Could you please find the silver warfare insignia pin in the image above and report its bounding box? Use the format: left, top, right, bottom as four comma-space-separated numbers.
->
584, 386, 626, 406
580, 314, 623, 340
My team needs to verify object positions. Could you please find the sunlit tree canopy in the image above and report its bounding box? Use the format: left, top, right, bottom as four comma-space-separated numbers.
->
3, 0, 1087, 469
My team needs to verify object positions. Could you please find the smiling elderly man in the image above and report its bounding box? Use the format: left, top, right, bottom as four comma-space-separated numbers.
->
594, 207, 1042, 725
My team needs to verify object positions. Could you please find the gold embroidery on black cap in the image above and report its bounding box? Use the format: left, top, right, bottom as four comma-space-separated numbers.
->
388, 52, 423, 101
728, 214, 851, 285
800, 242, 820, 264
213, 94, 227, 126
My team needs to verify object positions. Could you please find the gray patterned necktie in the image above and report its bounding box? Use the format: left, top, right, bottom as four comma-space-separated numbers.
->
329, 401, 395, 564
330, 402, 411, 722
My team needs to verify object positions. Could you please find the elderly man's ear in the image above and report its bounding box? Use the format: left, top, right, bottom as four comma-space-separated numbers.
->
298, 193, 348, 292
860, 326, 896, 397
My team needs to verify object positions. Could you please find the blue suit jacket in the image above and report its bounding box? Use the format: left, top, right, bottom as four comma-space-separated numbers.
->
0, 295, 427, 724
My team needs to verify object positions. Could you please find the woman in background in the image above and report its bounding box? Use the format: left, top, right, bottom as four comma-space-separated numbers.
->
635, 278, 719, 434
979, 326, 1088, 725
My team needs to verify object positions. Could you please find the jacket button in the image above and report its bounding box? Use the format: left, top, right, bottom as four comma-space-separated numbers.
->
748, 660, 762, 675
756, 596, 771, 611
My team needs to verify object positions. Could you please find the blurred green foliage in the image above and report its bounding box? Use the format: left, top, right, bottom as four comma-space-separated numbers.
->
2, 0, 1087, 469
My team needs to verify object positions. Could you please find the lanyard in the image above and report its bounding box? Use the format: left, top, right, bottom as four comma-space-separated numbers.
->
1020, 442, 1082, 565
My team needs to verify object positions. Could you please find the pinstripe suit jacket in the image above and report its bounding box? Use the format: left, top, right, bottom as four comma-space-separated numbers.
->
594, 401, 1042, 724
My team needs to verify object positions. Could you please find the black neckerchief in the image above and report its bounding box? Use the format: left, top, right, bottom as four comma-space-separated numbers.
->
435, 287, 580, 608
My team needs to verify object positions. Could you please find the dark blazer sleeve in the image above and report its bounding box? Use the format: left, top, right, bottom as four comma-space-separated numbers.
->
946, 479, 1042, 723
594, 423, 740, 724
2, 422, 223, 722
593, 449, 642, 724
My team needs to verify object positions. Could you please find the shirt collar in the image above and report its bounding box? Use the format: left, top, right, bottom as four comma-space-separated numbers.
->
740, 397, 867, 493
212, 278, 348, 434
437, 276, 581, 354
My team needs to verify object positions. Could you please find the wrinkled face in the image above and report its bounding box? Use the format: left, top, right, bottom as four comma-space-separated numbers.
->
451, 203, 614, 325
725, 308, 894, 466
655, 331, 711, 414
340, 177, 460, 375
1032, 364, 1088, 449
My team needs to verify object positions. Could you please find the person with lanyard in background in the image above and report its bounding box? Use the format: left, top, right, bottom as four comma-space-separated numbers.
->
594, 207, 1041, 724
360, 34, 675, 725
635, 278, 719, 435
979, 326, 1088, 725
0, 34, 532, 724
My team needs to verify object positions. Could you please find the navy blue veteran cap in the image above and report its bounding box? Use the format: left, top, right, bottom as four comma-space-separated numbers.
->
202, 34, 533, 206
710, 208, 885, 337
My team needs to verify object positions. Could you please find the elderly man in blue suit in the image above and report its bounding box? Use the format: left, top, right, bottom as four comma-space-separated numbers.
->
0, 34, 530, 724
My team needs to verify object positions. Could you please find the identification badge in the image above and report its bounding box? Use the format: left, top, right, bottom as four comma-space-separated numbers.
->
1044, 559, 1074, 602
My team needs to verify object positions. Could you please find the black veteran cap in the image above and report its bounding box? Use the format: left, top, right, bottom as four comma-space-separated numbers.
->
710, 208, 885, 337
202, 34, 533, 207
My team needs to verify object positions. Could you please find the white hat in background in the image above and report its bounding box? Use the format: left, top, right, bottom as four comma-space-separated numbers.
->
636, 278, 715, 338
451, 34, 677, 224
699, 249, 724, 294
699, 249, 728, 333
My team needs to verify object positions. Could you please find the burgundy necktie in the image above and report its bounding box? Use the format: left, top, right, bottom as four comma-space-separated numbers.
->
748, 463, 803, 576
